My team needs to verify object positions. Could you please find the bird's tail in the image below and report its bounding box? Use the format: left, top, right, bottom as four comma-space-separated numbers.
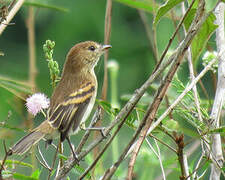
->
10, 129, 45, 155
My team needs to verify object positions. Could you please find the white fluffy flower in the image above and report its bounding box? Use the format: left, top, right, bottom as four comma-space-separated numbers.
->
26, 93, 50, 116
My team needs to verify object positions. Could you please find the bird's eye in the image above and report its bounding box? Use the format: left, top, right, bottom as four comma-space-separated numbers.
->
88, 46, 96, 51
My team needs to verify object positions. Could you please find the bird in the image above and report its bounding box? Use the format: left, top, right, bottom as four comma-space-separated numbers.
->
10, 41, 111, 156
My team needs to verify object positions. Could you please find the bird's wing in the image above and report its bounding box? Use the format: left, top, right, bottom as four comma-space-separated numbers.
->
48, 82, 96, 141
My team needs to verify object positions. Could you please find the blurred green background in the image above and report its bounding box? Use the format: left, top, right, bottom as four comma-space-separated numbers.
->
0, 0, 218, 179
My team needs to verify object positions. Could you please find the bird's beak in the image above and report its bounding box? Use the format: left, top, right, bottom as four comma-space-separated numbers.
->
101, 44, 112, 51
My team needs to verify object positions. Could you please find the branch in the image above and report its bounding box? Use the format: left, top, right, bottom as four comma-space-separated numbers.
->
78, 106, 130, 180
0, 0, 25, 35
210, 2, 225, 179
148, 54, 217, 135
101, 0, 112, 100
101, 1, 208, 179
76, 107, 102, 154
138, 10, 158, 64
126, 1, 206, 178
153, 0, 196, 73
55, 29, 178, 180
145, 138, 166, 180
26, 5, 37, 170
181, 3, 207, 177
92, 0, 113, 175
56, 1, 211, 178
0, 140, 11, 179
174, 134, 189, 180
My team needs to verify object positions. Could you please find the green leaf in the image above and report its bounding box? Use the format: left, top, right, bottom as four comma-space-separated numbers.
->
24, 1, 69, 12
162, 156, 178, 167
115, 0, 154, 13
0, 122, 25, 132
209, 126, 225, 134
187, 0, 198, 9
13, 173, 38, 180
72, 164, 91, 178
200, 158, 211, 172
184, 10, 218, 64
5, 160, 33, 168
96, 99, 119, 117
0, 75, 32, 100
57, 154, 91, 178
121, 93, 153, 106
58, 153, 68, 160
205, 0, 219, 12
31, 170, 41, 178
153, 0, 185, 27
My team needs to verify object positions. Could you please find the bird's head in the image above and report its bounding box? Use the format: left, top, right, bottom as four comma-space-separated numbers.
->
64, 41, 111, 72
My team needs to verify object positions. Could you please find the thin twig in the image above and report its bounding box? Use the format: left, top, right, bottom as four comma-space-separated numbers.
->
48, 141, 59, 180
55, 53, 175, 179
0, 0, 25, 35
138, 10, 158, 64
151, 0, 159, 62
149, 134, 176, 153
146, 138, 166, 180
27, 5, 37, 170
0, 140, 11, 179
210, 2, 225, 179
174, 134, 188, 180
101, 0, 112, 100
35, 155, 51, 171
155, 141, 200, 180
153, 0, 196, 73
148, 57, 217, 135
55, 3, 210, 176
170, 9, 182, 42
181, 2, 203, 123
192, 154, 204, 179
101, 109, 149, 180
37, 145, 51, 170
124, 2, 207, 179
181, 3, 204, 179
92, 0, 112, 175
76, 107, 102, 154
56, 2, 208, 177
8, 0, 17, 11
78, 106, 131, 180
186, 157, 208, 179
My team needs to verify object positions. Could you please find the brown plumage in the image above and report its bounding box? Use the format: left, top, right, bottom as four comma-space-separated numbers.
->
10, 41, 111, 155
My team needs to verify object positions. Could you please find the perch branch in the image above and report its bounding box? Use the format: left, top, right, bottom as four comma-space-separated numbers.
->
0, 0, 25, 35
210, 2, 225, 179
